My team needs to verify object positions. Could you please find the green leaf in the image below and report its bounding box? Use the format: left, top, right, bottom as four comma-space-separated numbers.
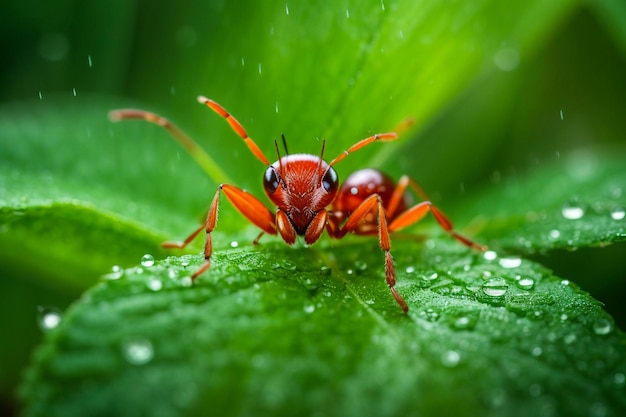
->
461, 149, 626, 253
19, 239, 626, 417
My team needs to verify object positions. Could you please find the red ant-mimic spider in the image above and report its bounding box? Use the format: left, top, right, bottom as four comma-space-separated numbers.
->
109, 97, 485, 313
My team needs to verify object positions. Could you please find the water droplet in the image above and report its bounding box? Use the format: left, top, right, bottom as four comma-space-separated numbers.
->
421, 308, 440, 321
516, 277, 535, 290
562, 201, 585, 220
72, 87, 77, 97
441, 350, 461, 367
561, 279, 570, 286
147, 279, 163, 292
354, 260, 367, 272
258, 62, 262, 74
482, 278, 508, 297
285, 3, 289, 15
105, 265, 124, 280
141, 254, 155, 267
87, 54, 93, 67
303, 303, 315, 314
613, 372, 625, 385
229, 241, 239, 248
531, 346, 543, 357
548, 229, 561, 240
275, 260, 297, 271
405, 266, 415, 273
452, 315, 477, 330
499, 256, 522, 269
122, 337, 154, 365
483, 250, 497, 261
319, 266, 331, 276
180, 276, 193, 287
560, 313, 569, 321
37, 306, 62, 332
593, 318, 613, 335
610, 207, 625, 220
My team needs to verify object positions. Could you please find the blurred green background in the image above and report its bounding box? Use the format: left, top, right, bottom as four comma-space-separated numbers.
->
1, 0, 625, 415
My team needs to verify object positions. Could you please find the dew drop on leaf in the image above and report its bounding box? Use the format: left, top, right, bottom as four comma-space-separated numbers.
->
548, 229, 561, 240
561, 201, 585, 220
230, 241, 239, 248
441, 350, 461, 367
481, 278, 508, 297
275, 260, 297, 271
516, 277, 535, 290
141, 254, 155, 267
592, 318, 614, 335
319, 266, 331, 276
37, 306, 62, 332
122, 337, 154, 365
105, 265, 124, 280
147, 279, 163, 292
483, 250, 497, 261
499, 256, 522, 269
610, 207, 625, 220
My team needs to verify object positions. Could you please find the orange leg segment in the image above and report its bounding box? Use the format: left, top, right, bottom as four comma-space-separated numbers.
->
164, 184, 277, 282
197, 96, 270, 166
330, 194, 409, 313
388, 201, 486, 251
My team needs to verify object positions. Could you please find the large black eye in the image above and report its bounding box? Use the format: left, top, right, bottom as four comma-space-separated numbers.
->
263, 166, 280, 194
322, 167, 338, 193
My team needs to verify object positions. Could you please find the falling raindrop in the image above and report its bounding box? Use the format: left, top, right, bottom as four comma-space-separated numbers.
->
141, 254, 155, 267
87, 54, 93, 67
37, 306, 62, 332
72, 87, 77, 97
441, 350, 461, 367
482, 278, 508, 297
122, 337, 154, 365
562, 201, 585, 220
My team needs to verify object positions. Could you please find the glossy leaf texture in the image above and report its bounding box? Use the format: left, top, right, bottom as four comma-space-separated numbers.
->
19, 239, 626, 417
